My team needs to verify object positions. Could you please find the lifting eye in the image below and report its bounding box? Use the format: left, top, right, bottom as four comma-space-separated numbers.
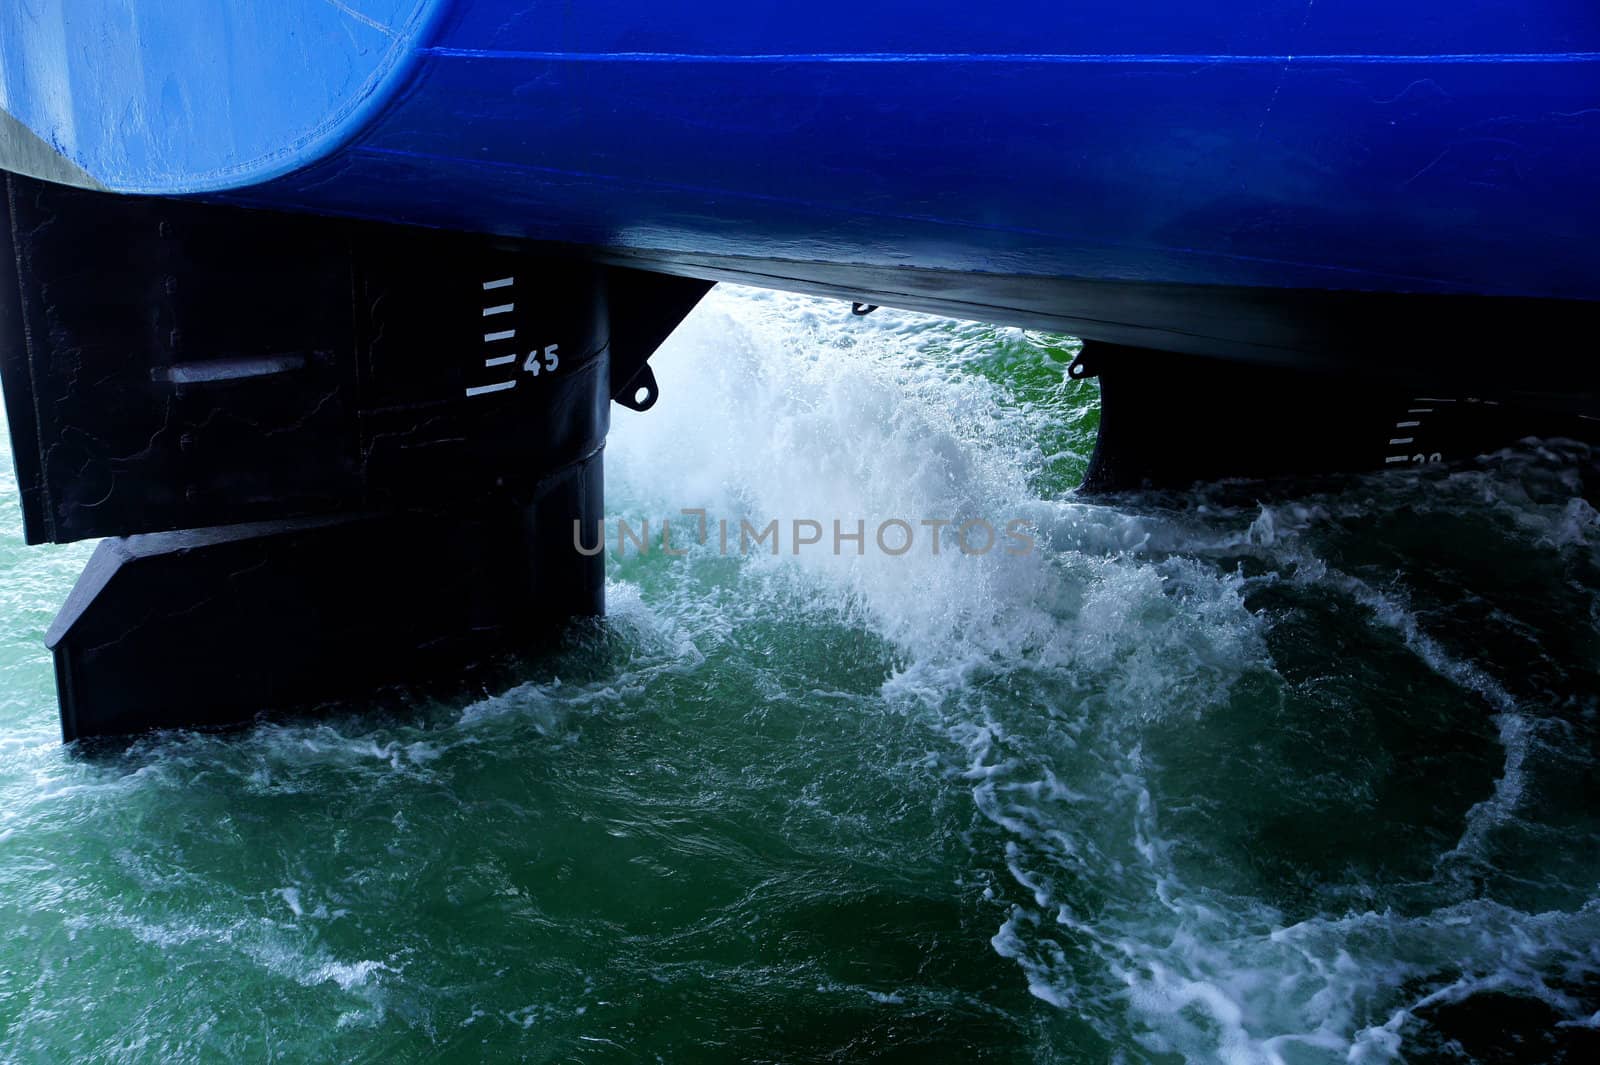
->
617, 365, 660, 412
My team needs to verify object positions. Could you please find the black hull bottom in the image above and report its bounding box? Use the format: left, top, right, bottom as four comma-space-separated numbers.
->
599, 247, 1600, 418
3, 167, 1596, 737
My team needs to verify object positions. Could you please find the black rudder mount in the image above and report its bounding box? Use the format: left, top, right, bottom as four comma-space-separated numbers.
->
0, 170, 707, 741
1073, 343, 1600, 493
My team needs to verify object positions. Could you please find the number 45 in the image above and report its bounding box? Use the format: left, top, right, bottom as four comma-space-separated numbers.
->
523, 345, 560, 376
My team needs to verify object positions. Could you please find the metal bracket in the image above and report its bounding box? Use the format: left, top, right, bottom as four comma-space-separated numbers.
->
615, 363, 660, 412
1067, 347, 1101, 380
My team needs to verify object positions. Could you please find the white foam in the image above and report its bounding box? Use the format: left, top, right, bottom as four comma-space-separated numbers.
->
307, 958, 392, 992
277, 887, 304, 918
607, 287, 1600, 1061
6, 287, 1590, 1062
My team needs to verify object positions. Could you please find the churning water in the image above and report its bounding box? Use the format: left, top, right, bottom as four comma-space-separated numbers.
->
1, 286, 1597, 1062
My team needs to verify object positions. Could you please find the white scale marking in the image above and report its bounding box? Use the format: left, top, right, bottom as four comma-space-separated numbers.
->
1395, 420, 1421, 428
1407, 408, 1434, 414
471, 276, 520, 394
1414, 397, 1457, 403
1385, 456, 1409, 464
1389, 437, 1414, 445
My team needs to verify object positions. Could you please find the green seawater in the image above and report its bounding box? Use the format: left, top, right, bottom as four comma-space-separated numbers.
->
2, 287, 1598, 1063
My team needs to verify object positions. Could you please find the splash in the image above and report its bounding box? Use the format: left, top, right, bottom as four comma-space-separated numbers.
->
611, 287, 1600, 1061
1, 288, 1596, 1061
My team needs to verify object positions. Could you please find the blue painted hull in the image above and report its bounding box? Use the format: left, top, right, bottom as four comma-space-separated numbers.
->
3, 2, 1598, 301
